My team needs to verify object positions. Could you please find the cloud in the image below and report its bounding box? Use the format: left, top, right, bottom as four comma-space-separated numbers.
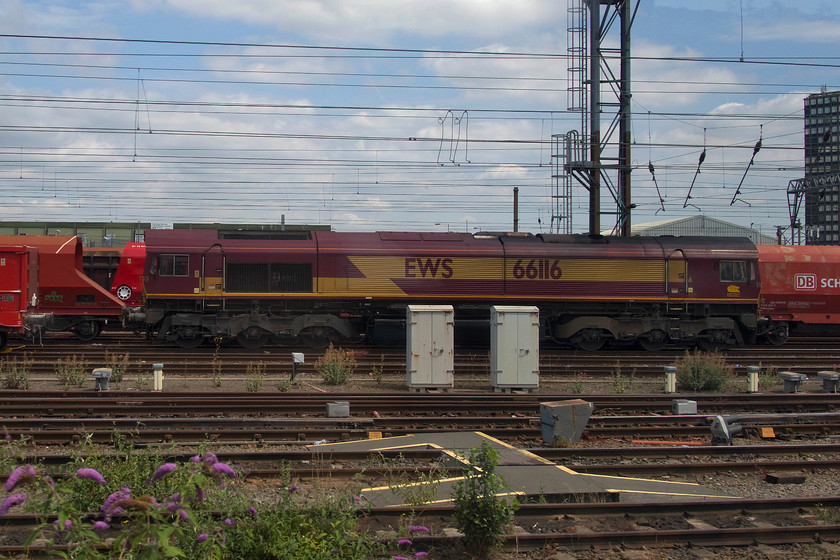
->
157, 0, 560, 43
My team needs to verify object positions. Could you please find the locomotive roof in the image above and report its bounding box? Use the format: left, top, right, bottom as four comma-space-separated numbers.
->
143, 229, 758, 258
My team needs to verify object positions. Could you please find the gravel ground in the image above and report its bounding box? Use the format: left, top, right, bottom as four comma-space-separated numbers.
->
11, 375, 840, 559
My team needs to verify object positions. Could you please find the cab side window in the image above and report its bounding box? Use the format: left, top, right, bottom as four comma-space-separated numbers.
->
159, 254, 190, 277
720, 260, 747, 282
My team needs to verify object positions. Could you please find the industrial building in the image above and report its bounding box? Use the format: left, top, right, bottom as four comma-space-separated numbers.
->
606, 215, 776, 245
804, 90, 840, 245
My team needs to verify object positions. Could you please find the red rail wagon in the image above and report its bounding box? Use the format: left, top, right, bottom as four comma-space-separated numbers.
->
757, 244, 840, 342
0, 244, 43, 350
0, 235, 125, 341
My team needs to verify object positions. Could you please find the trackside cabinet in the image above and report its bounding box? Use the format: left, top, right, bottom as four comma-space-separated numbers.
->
406, 305, 454, 391
490, 306, 539, 391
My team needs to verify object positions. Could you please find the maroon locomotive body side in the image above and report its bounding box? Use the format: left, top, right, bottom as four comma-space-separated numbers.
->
140, 228, 763, 351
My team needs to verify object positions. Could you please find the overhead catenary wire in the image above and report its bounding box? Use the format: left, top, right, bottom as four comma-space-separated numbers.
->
0, 32, 821, 232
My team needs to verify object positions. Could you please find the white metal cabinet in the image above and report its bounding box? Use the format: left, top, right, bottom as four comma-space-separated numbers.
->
490, 305, 539, 390
406, 305, 454, 390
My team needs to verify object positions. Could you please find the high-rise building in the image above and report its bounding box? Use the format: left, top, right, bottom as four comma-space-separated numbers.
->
803, 90, 840, 245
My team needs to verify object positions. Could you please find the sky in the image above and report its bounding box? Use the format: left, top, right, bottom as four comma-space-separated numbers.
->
1, 1, 839, 241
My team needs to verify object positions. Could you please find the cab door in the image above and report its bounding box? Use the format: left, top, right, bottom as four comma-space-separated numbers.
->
201, 244, 225, 305
667, 249, 688, 300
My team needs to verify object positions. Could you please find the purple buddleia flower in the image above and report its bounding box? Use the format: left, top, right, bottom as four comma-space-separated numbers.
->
76, 468, 106, 485
397, 539, 412, 546
4, 465, 36, 491
202, 452, 218, 465
196, 533, 209, 543
52, 519, 72, 532
414, 553, 428, 558
289, 485, 299, 493
178, 508, 189, 521
211, 462, 236, 478
189, 455, 202, 463
408, 525, 430, 534
92, 521, 109, 532
193, 483, 205, 503
248, 507, 258, 517
0, 493, 27, 516
150, 463, 177, 482
101, 487, 131, 522
101, 487, 131, 513
224, 518, 233, 526
393, 557, 408, 560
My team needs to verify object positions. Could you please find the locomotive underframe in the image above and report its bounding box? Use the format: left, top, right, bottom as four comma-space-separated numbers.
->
548, 299, 759, 351
142, 294, 761, 351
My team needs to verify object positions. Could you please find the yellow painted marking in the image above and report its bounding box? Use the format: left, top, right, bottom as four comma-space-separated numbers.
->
379, 491, 526, 508
580, 472, 703, 486
476, 432, 556, 466
604, 489, 742, 499
507, 258, 664, 282
362, 476, 464, 494
148, 290, 754, 305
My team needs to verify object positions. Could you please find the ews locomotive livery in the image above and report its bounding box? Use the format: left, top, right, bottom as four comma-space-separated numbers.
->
135, 229, 764, 350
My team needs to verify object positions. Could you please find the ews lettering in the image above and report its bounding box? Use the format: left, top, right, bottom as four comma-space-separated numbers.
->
512, 259, 562, 280
404, 257, 454, 278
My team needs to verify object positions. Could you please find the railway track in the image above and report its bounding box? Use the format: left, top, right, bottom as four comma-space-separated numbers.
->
6, 333, 840, 385
4, 497, 840, 556
4, 336, 840, 558
2, 392, 840, 417
2, 391, 840, 445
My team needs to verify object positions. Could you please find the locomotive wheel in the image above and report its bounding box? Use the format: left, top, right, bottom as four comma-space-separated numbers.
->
571, 328, 607, 351
299, 327, 337, 349
765, 323, 789, 346
236, 327, 270, 349
174, 327, 204, 348
697, 329, 734, 352
73, 320, 101, 342
115, 284, 133, 301
637, 329, 668, 352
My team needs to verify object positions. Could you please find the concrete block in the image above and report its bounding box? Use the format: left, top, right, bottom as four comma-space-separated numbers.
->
91, 368, 111, 391
672, 399, 697, 415
818, 371, 840, 393
778, 371, 807, 393
326, 401, 350, 418
540, 399, 594, 445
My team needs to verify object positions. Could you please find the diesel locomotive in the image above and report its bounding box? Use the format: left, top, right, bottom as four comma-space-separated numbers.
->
133, 228, 768, 351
